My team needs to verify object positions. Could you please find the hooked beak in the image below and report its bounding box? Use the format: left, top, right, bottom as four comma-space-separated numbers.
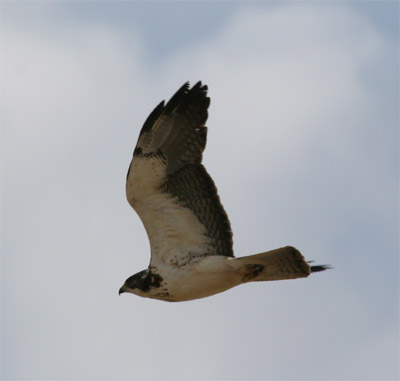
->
119, 286, 126, 295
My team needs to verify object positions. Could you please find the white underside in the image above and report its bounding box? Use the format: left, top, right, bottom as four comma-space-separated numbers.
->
134, 256, 243, 302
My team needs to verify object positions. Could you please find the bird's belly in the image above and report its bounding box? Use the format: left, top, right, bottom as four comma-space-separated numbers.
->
158, 256, 242, 302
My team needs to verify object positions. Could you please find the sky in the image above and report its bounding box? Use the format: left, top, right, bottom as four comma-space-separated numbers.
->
1, 1, 399, 380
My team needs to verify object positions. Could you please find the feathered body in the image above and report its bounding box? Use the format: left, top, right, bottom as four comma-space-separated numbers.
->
119, 82, 328, 302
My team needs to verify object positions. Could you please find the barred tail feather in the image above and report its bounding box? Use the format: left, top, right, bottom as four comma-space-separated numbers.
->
237, 246, 328, 282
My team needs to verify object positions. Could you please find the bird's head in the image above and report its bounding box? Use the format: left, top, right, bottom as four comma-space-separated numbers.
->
119, 270, 147, 296
119, 269, 163, 297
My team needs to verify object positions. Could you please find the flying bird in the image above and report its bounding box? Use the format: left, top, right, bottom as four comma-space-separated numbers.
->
119, 82, 329, 302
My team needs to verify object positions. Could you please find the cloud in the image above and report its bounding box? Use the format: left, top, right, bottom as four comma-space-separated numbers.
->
2, 2, 398, 380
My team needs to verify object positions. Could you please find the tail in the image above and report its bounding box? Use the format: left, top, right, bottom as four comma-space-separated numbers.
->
236, 246, 330, 282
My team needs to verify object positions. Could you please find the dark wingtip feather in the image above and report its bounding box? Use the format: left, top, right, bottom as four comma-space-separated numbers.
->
164, 82, 192, 112
135, 81, 210, 162
192, 80, 208, 93
310, 264, 332, 273
141, 100, 165, 135
142, 82, 191, 129
141, 81, 208, 131
163, 81, 210, 125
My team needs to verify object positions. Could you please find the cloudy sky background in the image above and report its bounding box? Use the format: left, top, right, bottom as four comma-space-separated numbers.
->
2, 1, 399, 380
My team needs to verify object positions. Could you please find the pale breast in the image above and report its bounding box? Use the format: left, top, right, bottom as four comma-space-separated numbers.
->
156, 256, 242, 301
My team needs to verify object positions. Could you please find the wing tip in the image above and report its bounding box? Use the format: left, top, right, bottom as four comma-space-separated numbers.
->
141, 81, 210, 131
134, 81, 210, 157
166, 80, 209, 112
140, 99, 166, 135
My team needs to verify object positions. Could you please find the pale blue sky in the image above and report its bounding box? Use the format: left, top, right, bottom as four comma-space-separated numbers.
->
2, 1, 399, 380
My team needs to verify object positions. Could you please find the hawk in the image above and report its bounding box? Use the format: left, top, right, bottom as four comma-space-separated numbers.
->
119, 82, 329, 302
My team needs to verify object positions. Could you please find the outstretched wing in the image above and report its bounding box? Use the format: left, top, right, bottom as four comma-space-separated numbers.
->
126, 82, 233, 268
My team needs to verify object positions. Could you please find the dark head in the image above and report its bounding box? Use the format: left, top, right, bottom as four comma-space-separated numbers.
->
119, 269, 163, 297
119, 270, 147, 295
